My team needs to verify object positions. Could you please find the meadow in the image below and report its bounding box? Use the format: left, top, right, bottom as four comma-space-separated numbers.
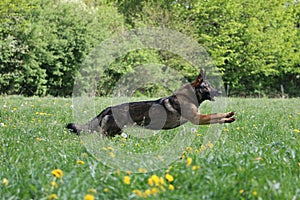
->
0, 96, 299, 200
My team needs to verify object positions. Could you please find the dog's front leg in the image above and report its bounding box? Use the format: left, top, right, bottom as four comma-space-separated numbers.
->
188, 112, 235, 125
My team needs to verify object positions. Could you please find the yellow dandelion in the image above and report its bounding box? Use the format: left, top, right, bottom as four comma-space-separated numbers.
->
159, 177, 165, 185
293, 129, 300, 133
107, 147, 114, 151
109, 152, 115, 158
151, 187, 159, 195
133, 189, 143, 197
84, 194, 94, 200
89, 188, 97, 194
252, 191, 257, 196
165, 174, 174, 182
81, 153, 87, 158
144, 189, 151, 197
12, 108, 17, 111
192, 165, 200, 171
48, 194, 58, 200
126, 170, 131, 175
76, 160, 85, 165
103, 188, 109, 193
186, 157, 192, 166
186, 146, 193, 151
168, 184, 174, 190
200, 144, 206, 151
51, 169, 63, 179
3, 178, 9, 186
50, 181, 58, 188
124, 175, 130, 185
298, 162, 300, 167
239, 189, 244, 194
148, 177, 154, 186
138, 168, 147, 173
150, 175, 160, 186
207, 141, 214, 149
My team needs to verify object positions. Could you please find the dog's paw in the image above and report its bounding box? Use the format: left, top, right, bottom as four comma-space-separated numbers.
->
225, 117, 235, 123
226, 111, 235, 118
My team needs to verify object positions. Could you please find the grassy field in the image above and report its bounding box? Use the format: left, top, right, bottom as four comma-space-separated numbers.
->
0, 96, 299, 200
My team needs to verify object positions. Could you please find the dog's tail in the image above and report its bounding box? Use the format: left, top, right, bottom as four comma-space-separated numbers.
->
66, 107, 111, 135
66, 123, 83, 135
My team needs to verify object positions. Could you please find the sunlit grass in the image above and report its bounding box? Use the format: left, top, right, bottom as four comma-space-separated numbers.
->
0, 96, 299, 199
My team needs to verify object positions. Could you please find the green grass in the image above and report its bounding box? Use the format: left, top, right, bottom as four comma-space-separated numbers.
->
0, 96, 299, 199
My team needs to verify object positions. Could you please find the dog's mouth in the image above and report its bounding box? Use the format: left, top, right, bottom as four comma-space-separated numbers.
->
210, 90, 222, 101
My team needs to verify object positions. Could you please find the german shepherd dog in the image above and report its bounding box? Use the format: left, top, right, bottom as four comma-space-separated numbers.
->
67, 70, 235, 136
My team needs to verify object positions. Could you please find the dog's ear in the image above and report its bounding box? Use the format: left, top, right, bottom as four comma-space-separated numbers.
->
191, 69, 205, 87
200, 69, 206, 80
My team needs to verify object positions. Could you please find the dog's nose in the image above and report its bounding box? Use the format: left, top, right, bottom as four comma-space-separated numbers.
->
211, 89, 222, 97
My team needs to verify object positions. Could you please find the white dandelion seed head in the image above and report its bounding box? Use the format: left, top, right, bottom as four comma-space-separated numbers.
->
121, 133, 127, 139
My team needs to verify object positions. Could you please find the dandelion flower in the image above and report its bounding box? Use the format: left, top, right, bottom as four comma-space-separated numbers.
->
239, 189, 244, 194
293, 129, 300, 133
51, 169, 63, 179
144, 189, 151, 197
165, 174, 174, 182
186, 157, 192, 166
124, 176, 130, 185
48, 194, 58, 200
150, 175, 160, 186
126, 170, 131, 175
186, 146, 193, 151
103, 188, 109, 193
192, 165, 200, 171
151, 187, 159, 195
2, 178, 9, 186
84, 194, 94, 200
76, 160, 85, 165
168, 184, 174, 190
107, 147, 114, 151
148, 177, 154, 186
50, 181, 58, 188
133, 189, 143, 197
89, 188, 97, 194
252, 191, 257, 196
159, 177, 165, 185
207, 141, 214, 149
109, 152, 115, 158
138, 168, 147, 173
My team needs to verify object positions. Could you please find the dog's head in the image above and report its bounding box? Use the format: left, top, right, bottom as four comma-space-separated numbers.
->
191, 70, 222, 102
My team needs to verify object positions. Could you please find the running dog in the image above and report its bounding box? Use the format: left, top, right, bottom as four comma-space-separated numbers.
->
67, 70, 235, 136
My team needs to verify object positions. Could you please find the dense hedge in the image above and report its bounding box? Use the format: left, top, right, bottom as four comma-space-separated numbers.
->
0, 0, 299, 97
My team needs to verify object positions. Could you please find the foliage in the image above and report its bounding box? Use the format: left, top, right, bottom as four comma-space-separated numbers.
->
0, 96, 299, 199
0, 0, 299, 96
0, 0, 124, 96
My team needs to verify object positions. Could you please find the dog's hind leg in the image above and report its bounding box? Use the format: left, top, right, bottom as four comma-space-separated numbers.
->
100, 115, 122, 136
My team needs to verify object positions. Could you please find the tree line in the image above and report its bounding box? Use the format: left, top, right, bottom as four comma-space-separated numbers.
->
0, 0, 299, 97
